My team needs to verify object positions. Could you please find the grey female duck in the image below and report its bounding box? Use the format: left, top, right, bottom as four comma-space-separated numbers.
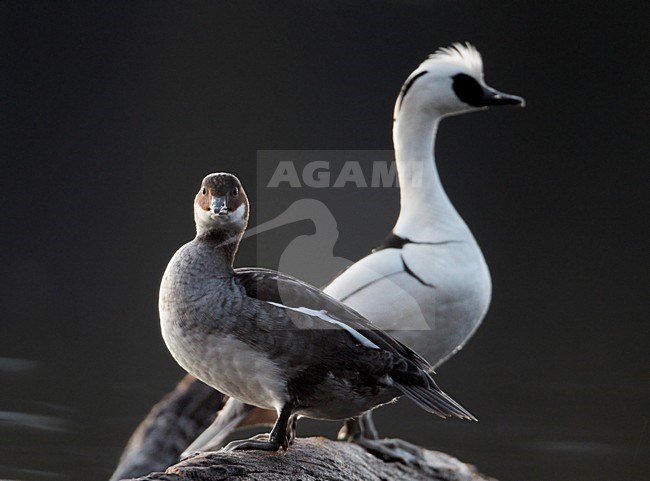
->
159, 172, 474, 452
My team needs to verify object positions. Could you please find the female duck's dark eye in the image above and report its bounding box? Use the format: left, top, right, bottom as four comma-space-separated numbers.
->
201, 187, 207, 195
232, 187, 239, 197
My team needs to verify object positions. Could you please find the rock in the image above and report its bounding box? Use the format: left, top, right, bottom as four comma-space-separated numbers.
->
121, 437, 495, 481
110, 375, 226, 481
111, 375, 496, 481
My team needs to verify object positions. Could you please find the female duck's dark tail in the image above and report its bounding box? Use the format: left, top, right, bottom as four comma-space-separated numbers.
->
395, 375, 477, 421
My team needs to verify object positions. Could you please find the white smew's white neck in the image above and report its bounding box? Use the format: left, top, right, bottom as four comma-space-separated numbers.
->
392, 105, 472, 243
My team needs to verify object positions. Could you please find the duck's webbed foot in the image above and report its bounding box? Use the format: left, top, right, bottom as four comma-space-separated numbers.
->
223, 404, 294, 452
180, 398, 260, 460
223, 437, 282, 452
339, 413, 426, 467
287, 415, 298, 445
338, 413, 379, 441
179, 450, 202, 461
354, 437, 427, 466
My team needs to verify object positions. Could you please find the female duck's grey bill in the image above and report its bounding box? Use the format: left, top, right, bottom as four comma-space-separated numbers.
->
210, 196, 229, 215
452, 73, 525, 108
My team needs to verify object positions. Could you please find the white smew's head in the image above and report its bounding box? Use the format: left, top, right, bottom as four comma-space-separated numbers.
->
394, 43, 524, 119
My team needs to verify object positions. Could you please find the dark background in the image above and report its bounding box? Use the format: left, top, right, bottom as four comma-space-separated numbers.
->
1, 1, 649, 480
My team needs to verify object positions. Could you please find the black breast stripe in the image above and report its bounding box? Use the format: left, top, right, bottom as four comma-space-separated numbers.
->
401, 254, 435, 288
373, 232, 410, 251
338, 271, 402, 303
373, 232, 463, 252
371, 232, 465, 288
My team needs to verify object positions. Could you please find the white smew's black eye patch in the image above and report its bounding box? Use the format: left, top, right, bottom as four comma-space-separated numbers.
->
452, 73, 485, 107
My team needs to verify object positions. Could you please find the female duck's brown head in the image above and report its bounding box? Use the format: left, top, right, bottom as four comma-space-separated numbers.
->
194, 173, 249, 237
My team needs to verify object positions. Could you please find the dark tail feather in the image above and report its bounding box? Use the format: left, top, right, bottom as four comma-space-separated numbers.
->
395, 381, 477, 421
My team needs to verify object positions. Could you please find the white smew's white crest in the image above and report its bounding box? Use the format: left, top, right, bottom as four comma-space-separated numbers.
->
426, 42, 484, 79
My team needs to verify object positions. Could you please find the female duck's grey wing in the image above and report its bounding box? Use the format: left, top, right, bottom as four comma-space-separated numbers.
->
235, 267, 428, 367
234, 267, 475, 420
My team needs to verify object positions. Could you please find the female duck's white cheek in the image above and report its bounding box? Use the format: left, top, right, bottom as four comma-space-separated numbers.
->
229, 203, 247, 223
194, 204, 214, 227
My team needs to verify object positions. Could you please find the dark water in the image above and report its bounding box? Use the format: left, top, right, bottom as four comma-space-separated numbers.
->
2, 1, 649, 480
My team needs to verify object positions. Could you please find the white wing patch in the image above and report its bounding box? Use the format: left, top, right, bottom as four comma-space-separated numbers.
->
266, 301, 380, 349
